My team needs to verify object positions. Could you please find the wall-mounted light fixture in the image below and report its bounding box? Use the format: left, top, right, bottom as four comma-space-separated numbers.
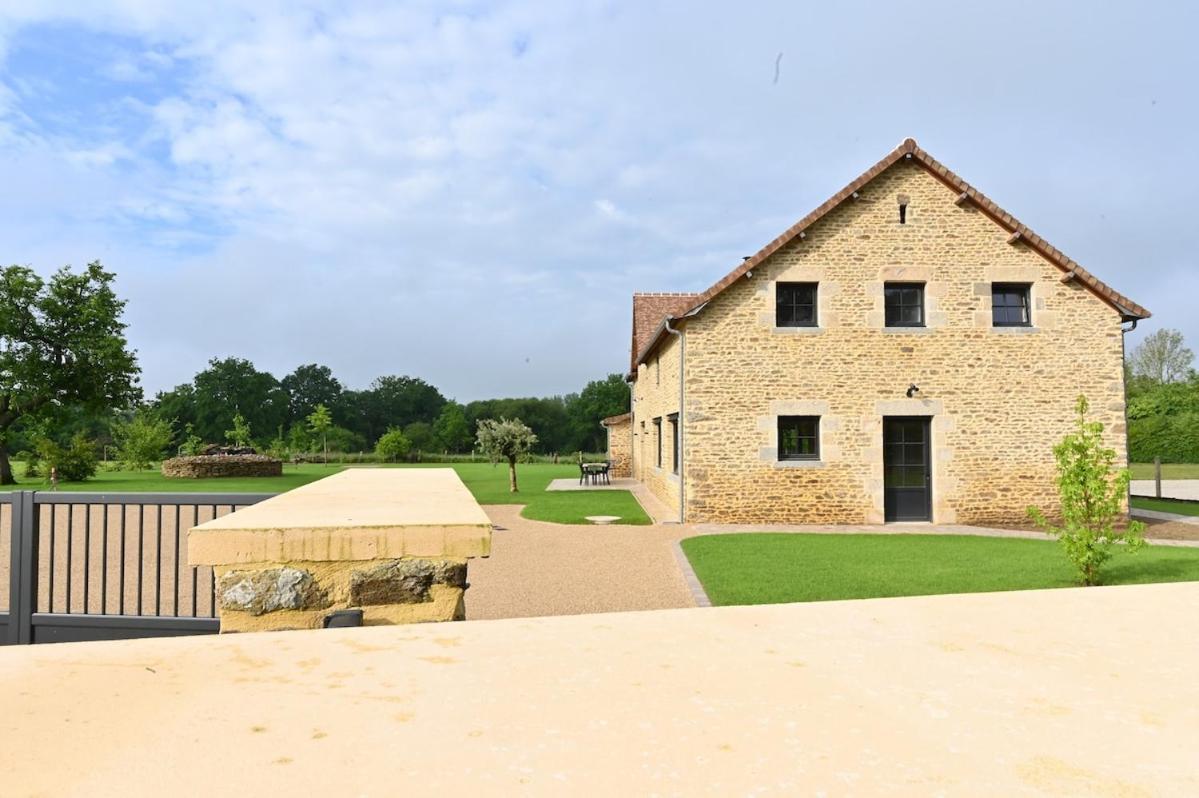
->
906, 383, 920, 398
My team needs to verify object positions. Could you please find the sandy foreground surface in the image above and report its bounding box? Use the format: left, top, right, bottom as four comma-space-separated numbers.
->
0, 582, 1196, 796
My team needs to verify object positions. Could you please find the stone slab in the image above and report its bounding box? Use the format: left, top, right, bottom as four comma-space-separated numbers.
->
1, 583, 1196, 794
188, 468, 491, 565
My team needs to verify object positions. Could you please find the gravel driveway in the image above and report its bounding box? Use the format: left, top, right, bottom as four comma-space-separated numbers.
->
465, 505, 695, 620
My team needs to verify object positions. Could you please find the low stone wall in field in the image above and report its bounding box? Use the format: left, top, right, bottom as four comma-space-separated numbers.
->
161, 455, 283, 479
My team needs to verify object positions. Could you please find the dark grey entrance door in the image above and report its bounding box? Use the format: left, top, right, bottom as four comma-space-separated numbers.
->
883, 417, 932, 522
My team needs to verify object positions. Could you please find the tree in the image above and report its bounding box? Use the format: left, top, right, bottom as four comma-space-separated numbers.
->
403, 421, 436, 454
112, 409, 174, 470
358, 375, 446, 444
307, 403, 333, 464
433, 401, 472, 453
476, 417, 537, 492
225, 413, 252, 448
566, 373, 631, 452
281, 364, 343, 424
0, 262, 140, 484
191, 357, 287, 445
1028, 396, 1146, 586
1129, 328, 1194, 384
375, 427, 411, 462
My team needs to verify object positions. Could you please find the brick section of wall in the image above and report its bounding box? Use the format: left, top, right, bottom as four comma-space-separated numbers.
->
631, 333, 683, 519
682, 160, 1127, 526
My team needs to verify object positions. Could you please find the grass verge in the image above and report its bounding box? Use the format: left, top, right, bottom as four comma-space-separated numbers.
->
1131, 496, 1199, 517
1130, 462, 1199, 480
0, 461, 652, 525
680, 533, 1199, 606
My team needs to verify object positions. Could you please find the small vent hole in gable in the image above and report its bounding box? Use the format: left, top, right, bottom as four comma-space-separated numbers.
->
897, 193, 910, 225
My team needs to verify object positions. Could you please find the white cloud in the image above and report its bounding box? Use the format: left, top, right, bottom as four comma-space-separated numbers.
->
0, 1, 1195, 399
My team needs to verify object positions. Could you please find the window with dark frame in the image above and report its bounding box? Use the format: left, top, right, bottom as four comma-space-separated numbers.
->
778, 416, 819, 461
991, 283, 1032, 327
668, 414, 679, 474
775, 282, 818, 327
653, 417, 662, 467
884, 282, 925, 327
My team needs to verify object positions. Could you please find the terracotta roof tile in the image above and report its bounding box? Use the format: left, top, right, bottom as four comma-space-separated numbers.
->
630, 293, 698, 376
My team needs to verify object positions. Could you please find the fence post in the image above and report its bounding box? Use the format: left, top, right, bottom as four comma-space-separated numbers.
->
6, 492, 22, 644
9, 491, 38, 644
1154, 457, 1162, 499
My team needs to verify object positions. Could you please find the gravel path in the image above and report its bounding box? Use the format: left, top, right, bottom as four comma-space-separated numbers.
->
465, 505, 695, 620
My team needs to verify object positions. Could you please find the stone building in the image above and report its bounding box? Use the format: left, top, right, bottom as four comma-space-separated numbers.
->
605, 139, 1149, 525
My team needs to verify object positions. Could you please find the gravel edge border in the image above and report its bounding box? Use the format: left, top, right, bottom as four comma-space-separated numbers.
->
671, 540, 711, 608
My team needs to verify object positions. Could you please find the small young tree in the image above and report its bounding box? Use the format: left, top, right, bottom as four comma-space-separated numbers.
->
112, 409, 174, 470
375, 427, 411, 462
180, 423, 204, 456
476, 417, 538, 492
1028, 395, 1146, 586
307, 403, 333, 464
225, 413, 252, 448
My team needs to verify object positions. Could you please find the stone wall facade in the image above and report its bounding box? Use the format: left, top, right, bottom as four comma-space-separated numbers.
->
602, 414, 633, 478
214, 557, 468, 633
620, 159, 1130, 526
630, 333, 683, 520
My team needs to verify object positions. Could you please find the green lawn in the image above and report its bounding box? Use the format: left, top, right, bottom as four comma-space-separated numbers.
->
1130, 496, 1199, 517
1130, 462, 1199, 480
520, 490, 651, 525
681, 533, 1199, 606
0, 461, 652, 525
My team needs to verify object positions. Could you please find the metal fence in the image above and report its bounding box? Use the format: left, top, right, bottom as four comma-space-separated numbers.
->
1, 491, 274, 645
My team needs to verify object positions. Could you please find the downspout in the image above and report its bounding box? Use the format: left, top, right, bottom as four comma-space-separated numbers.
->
665, 318, 684, 524
1120, 315, 1139, 513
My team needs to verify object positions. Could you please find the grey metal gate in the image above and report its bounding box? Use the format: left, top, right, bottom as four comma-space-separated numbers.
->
1, 491, 275, 644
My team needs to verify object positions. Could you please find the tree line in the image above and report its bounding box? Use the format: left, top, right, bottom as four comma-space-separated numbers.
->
1126, 327, 1199, 462
150, 358, 629, 458
0, 261, 628, 484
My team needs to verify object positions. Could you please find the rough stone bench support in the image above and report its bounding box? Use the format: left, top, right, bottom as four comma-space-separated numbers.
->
187, 469, 491, 633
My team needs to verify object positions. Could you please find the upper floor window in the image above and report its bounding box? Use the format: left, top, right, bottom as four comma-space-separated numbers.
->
992, 283, 1031, 327
776, 282, 818, 327
778, 416, 820, 461
884, 282, 925, 327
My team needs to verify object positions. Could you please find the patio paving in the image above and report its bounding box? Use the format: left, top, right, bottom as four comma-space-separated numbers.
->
1132, 479, 1199, 501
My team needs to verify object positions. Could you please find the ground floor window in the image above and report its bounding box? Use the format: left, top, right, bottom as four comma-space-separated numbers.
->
778, 416, 819, 461
668, 413, 679, 474
653, 417, 662, 467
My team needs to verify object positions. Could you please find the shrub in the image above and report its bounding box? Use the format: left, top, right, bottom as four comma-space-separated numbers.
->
112, 410, 174, 470
1028, 396, 1145, 585
375, 427, 411, 462
34, 433, 99, 482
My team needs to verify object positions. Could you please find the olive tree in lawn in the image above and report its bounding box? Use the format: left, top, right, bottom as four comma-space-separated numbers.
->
0, 262, 140, 485
476, 417, 538, 493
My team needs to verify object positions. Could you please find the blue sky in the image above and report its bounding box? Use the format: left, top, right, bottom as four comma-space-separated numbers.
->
1, 1, 1196, 399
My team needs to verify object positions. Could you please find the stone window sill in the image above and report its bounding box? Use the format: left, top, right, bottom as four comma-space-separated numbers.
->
771, 326, 826, 335
772, 460, 827, 469
881, 326, 936, 335
991, 326, 1041, 335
